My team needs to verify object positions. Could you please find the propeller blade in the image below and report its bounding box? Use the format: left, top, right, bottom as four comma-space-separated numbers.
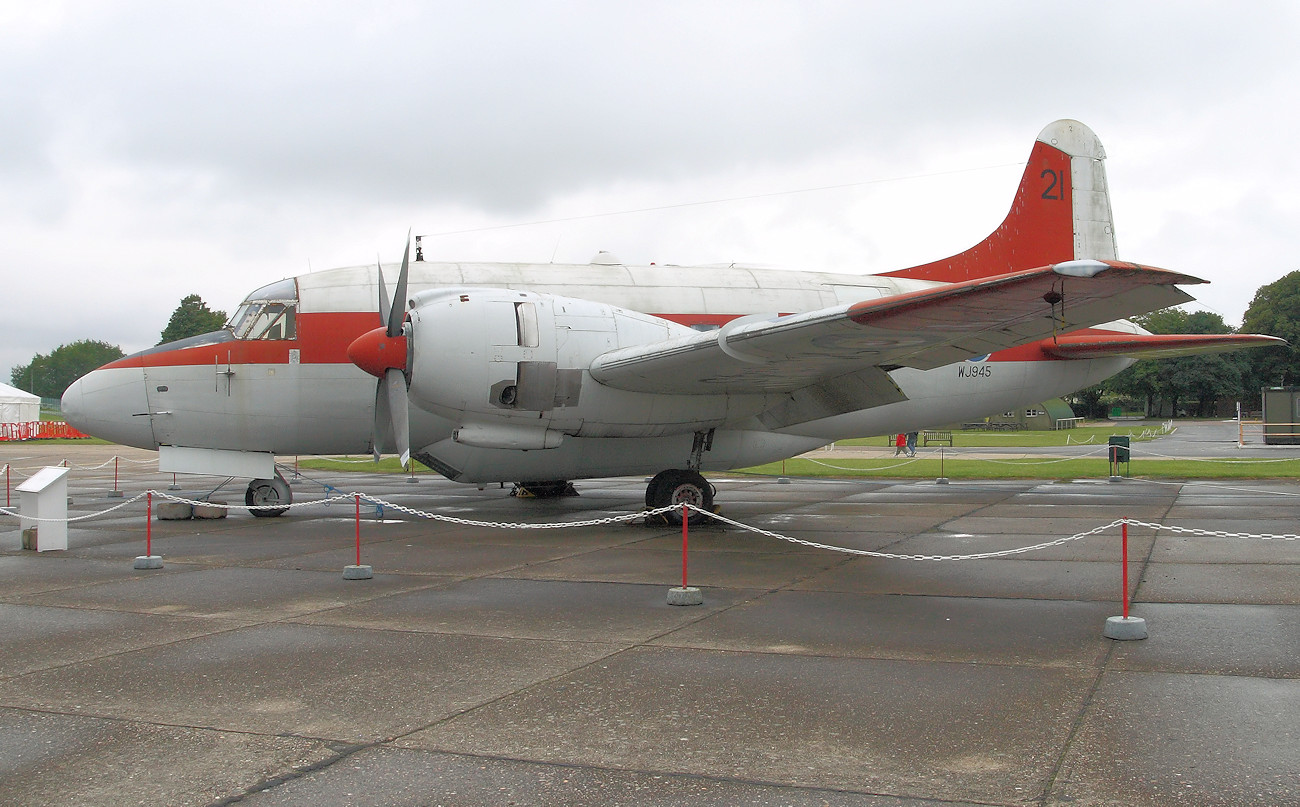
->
377, 256, 391, 330
368, 231, 413, 466
372, 377, 394, 462
383, 367, 410, 469
387, 230, 411, 339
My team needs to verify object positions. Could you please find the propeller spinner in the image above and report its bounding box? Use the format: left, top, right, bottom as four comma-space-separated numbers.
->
347, 233, 412, 468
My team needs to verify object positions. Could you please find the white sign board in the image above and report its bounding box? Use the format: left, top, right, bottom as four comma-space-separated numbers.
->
17, 465, 69, 552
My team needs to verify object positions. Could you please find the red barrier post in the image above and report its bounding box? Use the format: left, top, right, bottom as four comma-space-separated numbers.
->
113, 457, 119, 493
5, 464, 9, 508
341, 492, 373, 579
132, 490, 163, 569
667, 503, 702, 605
682, 503, 689, 588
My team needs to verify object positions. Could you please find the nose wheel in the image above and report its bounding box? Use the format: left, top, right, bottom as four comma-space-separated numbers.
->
245, 473, 291, 517
646, 469, 714, 525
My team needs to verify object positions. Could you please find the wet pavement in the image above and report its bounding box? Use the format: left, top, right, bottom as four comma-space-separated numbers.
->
1, 434, 1297, 806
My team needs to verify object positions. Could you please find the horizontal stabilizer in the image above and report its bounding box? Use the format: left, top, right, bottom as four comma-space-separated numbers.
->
1044, 332, 1285, 360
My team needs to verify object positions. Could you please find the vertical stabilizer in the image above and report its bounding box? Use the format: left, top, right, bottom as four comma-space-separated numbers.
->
882, 120, 1118, 282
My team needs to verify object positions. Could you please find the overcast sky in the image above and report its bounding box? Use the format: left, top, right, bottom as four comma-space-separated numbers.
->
4, 1, 1298, 381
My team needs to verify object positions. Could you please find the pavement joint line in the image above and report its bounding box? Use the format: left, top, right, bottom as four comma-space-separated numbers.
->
346, 592, 814, 768
0, 703, 354, 747
1037, 481, 1180, 805
0, 702, 373, 806
1037, 632, 1123, 805
1134, 483, 1186, 611
0, 615, 260, 685
311, 743, 968, 807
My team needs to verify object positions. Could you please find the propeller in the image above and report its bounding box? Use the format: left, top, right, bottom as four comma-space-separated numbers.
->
348, 232, 413, 468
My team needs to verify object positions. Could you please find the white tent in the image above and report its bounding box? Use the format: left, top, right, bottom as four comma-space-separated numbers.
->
0, 382, 40, 424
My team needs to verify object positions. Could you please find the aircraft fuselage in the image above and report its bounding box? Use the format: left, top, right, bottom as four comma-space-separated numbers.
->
62, 259, 1132, 482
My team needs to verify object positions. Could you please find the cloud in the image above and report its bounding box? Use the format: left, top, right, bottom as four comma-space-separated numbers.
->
2, 1, 1299, 376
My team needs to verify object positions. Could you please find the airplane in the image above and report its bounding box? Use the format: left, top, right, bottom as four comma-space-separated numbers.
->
61, 120, 1282, 523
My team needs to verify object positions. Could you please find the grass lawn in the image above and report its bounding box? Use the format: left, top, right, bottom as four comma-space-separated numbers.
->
297, 453, 1300, 481
741, 456, 1300, 480
298, 456, 429, 474
838, 423, 1172, 448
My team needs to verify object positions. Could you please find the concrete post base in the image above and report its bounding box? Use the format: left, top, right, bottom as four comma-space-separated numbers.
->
1103, 615, 1148, 640
193, 501, 228, 519
133, 555, 163, 570
667, 586, 703, 606
156, 501, 193, 520
343, 564, 373, 580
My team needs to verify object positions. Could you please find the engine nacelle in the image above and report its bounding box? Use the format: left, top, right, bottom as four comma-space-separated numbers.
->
405, 288, 729, 442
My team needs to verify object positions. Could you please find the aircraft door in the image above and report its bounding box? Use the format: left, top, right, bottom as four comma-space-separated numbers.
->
140, 366, 174, 446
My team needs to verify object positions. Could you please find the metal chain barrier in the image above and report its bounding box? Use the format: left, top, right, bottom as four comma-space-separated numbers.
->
0, 492, 150, 522
3, 488, 1297, 558
1130, 448, 1300, 463
697, 508, 1126, 561
1123, 476, 1300, 498
150, 490, 357, 513
356, 494, 685, 529
1120, 517, 1299, 542
805, 456, 923, 471
967, 447, 1108, 465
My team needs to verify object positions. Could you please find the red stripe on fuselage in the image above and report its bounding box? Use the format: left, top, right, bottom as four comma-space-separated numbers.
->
99, 310, 1118, 370
99, 311, 381, 369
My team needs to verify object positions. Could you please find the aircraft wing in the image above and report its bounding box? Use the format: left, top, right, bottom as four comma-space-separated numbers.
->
590, 260, 1203, 394
1044, 332, 1285, 359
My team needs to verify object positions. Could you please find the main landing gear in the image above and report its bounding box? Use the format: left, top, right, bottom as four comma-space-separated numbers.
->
646, 469, 714, 525
246, 472, 291, 517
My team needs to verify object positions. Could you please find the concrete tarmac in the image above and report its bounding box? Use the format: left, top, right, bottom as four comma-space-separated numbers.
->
1, 437, 1297, 806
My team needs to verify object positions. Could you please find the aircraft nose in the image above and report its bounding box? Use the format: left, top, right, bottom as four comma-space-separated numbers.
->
61, 366, 156, 449
60, 377, 87, 430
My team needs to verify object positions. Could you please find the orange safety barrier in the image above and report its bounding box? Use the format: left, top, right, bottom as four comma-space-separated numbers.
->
0, 421, 89, 441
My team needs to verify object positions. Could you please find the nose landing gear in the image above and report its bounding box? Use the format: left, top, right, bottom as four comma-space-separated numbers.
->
245, 472, 291, 517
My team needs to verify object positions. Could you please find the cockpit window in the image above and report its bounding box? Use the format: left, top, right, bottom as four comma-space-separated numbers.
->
229, 278, 298, 341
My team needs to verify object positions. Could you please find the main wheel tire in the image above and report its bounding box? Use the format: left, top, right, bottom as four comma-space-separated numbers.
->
245, 475, 291, 517
646, 469, 714, 525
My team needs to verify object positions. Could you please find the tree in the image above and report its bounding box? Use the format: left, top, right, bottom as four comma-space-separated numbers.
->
159, 294, 228, 345
1241, 270, 1300, 389
1079, 308, 1249, 417
10, 340, 125, 399
1137, 309, 1247, 417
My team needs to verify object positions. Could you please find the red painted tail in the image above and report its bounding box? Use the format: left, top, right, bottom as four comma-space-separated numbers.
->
882, 120, 1118, 283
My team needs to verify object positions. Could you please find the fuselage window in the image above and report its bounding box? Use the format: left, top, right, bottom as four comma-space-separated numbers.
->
230, 302, 297, 340
228, 278, 299, 341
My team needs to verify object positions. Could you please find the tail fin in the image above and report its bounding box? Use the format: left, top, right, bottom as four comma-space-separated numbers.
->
881, 119, 1118, 283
